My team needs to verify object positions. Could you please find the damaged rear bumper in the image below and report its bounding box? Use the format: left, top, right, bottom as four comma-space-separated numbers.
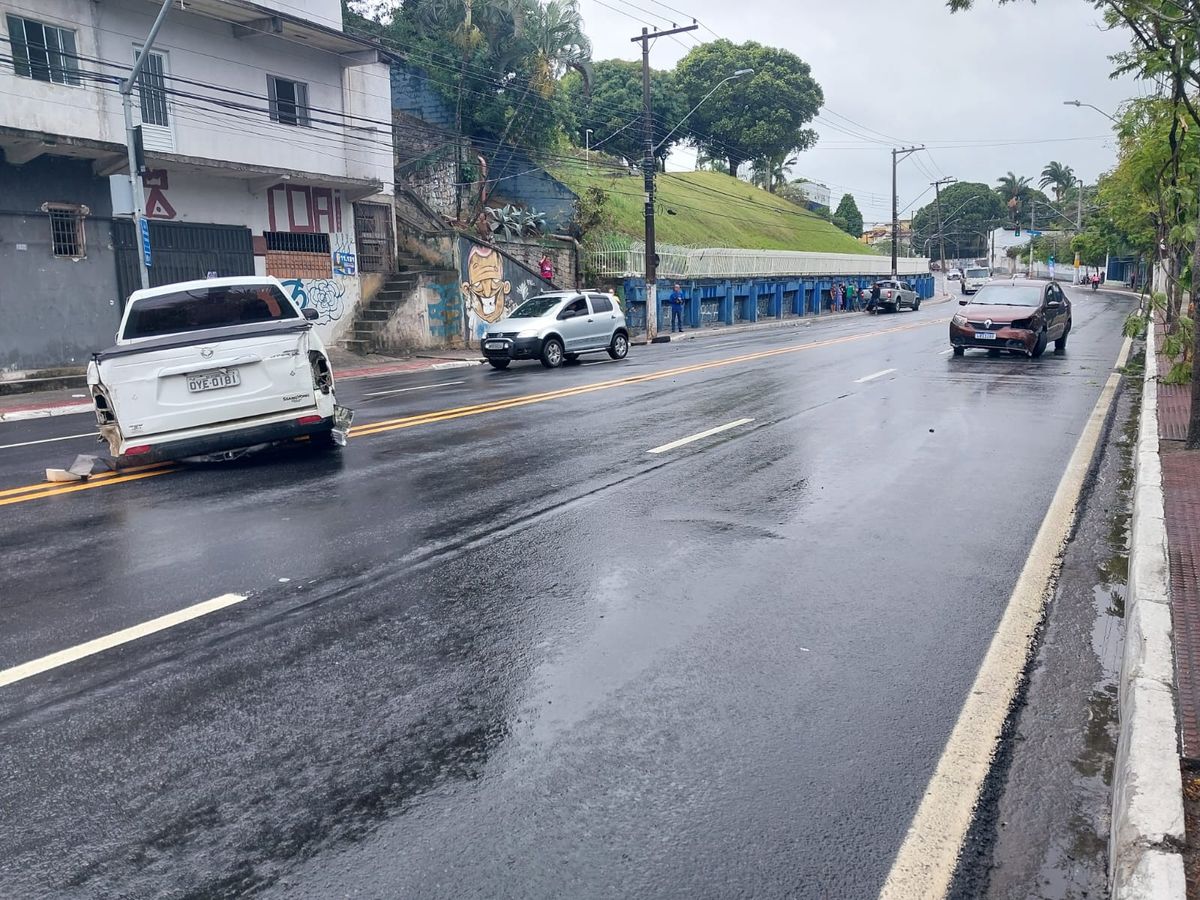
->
106, 408, 351, 464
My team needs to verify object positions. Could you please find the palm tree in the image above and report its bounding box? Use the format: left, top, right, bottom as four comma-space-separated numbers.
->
750, 153, 798, 193
1039, 161, 1075, 203
996, 171, 1032, 221
522, 0, 592, 97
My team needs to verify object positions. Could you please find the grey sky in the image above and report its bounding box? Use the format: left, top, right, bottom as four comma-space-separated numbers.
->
578, 0, 1145, 224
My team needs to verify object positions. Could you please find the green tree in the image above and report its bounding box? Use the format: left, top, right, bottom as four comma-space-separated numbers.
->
673, 40, 823, 178
832, 193, 863, 237
750, 153, 798, 193
351, 0, 588, 151
912, 181, 1006, 261
1039, 161, 1075, 203
560, 60, 686, 168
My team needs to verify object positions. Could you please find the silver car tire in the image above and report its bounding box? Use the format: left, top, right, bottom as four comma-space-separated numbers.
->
540, 337, 564, 369
608, 332, 629, 360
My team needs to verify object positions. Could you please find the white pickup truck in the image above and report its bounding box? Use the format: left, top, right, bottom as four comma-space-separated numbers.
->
88, 276, 351, 462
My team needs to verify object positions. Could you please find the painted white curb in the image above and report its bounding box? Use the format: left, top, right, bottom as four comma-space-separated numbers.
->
0, 402, 93, 422
1111, 324, 1187, 899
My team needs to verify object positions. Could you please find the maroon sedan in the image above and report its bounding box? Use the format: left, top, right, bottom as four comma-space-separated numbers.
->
949, 281, 1072, 358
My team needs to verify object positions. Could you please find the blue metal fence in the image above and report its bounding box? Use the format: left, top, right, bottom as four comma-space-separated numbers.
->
621, 274, 935, 333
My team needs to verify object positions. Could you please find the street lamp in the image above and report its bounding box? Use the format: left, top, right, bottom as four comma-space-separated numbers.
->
1063, 99, 1118, 123
585, 128, 593, 172
654, 69, 753, 152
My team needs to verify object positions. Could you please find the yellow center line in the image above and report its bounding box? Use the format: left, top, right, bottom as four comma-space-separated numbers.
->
0, 461, 175, 499
1, 317, 938, 507
0, 466, 179, 506
352, 318, 934, 437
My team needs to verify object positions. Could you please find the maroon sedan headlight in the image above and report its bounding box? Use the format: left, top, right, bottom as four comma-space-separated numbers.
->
1009, 317, 1034, 329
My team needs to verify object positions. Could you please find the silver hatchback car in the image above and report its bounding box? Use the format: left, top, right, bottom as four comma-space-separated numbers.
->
481, 291, 630, 369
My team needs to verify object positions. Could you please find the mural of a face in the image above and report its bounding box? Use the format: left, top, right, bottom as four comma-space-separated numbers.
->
462, 247, 511, 325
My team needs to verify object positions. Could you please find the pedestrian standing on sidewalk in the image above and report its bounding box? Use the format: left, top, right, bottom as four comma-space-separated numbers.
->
667, 282, 687, 333
846, 282, 858, 311
868, 281, 881, 314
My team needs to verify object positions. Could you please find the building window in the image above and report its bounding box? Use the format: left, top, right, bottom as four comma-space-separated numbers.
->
47, 206, 85, 258
137, 50, 169, 127
267, 76, 310, 127
6, 15, 80, 85
264, 231, 330, 278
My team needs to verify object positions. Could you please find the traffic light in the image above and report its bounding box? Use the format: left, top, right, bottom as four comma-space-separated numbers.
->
1015, 226, 1021, 236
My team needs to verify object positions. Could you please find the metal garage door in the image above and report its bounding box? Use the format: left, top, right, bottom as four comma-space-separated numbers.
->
113, 220, 254, 307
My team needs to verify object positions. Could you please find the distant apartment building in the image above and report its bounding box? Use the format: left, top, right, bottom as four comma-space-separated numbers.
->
792, 179, 831, 211
0, 0, 394, 372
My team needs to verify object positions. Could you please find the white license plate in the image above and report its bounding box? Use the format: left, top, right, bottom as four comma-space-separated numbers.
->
186, 368, 241, 392
484, 341, 507, 350
974, 332, 997, 340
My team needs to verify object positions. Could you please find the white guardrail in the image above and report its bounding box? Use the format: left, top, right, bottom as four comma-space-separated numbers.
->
588, 241, 930, 279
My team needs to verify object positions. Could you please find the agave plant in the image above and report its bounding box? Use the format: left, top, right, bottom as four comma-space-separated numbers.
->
519, 207, 547, 236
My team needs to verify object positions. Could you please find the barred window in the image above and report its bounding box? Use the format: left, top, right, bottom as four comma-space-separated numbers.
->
137, 51, 169, 127
264, 231, 331, 279
48, 207, 85, 258
6, 15, 80, 85
265, 231, 330, 253
267, 76, 310, 127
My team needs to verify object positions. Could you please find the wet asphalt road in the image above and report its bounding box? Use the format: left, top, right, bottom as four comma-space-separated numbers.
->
0, 289, 1135, 899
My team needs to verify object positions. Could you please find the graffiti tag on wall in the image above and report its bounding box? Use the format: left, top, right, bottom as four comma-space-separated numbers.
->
282, 278, 346, 324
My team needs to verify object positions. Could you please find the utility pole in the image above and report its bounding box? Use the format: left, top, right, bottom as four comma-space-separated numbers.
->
931, 176, 956, 280
632, 23, 697, 341
891, 146, 923, 277
120, 0, 173, 291
1028, 205, 1036, 278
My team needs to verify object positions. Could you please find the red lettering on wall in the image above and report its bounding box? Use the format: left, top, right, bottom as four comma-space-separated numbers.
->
143, 169, 176, 220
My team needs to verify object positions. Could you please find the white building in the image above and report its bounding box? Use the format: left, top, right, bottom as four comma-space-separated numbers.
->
793, 180, 831, 210
0, 0, 395, 369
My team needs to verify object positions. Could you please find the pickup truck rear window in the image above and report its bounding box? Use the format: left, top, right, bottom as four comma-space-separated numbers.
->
123, 285, 298, 340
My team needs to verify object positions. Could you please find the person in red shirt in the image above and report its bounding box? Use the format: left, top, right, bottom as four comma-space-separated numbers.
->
539, 254, 555, 283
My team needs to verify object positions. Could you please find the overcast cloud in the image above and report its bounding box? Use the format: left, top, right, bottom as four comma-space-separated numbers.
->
578, 0, 1146, 224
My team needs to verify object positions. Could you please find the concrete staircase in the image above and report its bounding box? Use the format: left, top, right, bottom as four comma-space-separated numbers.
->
340, 251, 453, 355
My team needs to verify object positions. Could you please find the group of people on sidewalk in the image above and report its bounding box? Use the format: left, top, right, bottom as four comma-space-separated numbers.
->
828, 281, 868, 312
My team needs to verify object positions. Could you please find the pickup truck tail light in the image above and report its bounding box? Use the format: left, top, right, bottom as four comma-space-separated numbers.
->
124, 445, 152, 456
296, 415, 323, 425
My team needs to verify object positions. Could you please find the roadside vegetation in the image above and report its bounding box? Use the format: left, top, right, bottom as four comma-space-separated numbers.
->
553, 159, 869, 253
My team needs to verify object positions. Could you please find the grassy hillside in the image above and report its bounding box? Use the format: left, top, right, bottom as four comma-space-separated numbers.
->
551, 160, 871, 254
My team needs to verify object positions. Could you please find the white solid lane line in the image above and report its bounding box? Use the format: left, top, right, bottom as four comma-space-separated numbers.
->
0, 593, 246, 688
362, 380, 465, 398
878, 335, 1133, 900
0, 432, 98, 451
647, 418, 755, 455
854, 368, 897, 384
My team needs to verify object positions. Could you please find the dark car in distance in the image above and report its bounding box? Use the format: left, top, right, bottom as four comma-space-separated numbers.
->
949, 281, 1072, 358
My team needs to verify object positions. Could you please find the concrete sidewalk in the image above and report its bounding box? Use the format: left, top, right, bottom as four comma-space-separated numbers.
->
0, 349, 484, 423
1110, 322, 1189, 899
